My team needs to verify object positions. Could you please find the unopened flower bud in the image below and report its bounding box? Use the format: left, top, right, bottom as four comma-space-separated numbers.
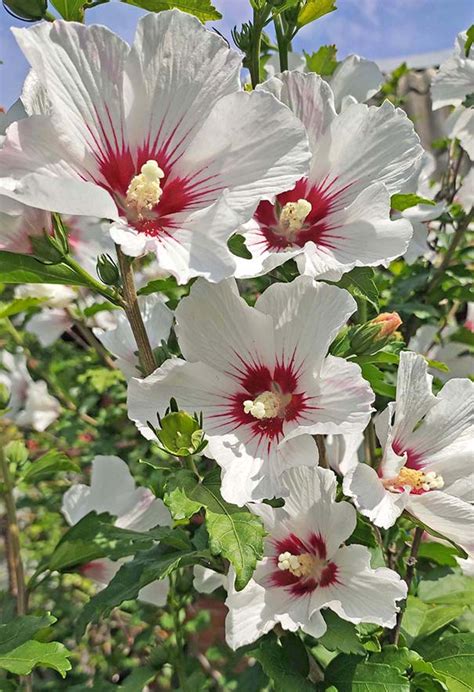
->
0, 383, 11, 413
4, 440, 28, 466
349, 313, 403, 357
156, 410, 207, 457
2, 0, 47, 21
371, 312, 402, 338
30, 214, 69, 264
96, 254, 120, 286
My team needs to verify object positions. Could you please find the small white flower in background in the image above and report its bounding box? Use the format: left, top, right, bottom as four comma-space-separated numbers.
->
431, 30, 474, 162
62, 455, 172, 606
193, 565, 226, 595
0, 350, 60, 431
225, 466, 407, 650
344, 352, 474, 554
409, 324, 474, 382
234, 70, 422, 282
128, 276, 374, 505
431, 30, 474, 110
94, 294, 173, 379
14, 283, 76, 309
0, 10, 310, 285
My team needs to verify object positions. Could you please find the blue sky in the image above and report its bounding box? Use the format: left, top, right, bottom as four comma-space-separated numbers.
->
0, 0, 472, 107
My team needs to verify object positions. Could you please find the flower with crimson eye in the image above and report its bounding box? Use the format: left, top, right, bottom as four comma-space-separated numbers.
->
234, 71, 424, 282
0, 10, 310, 284
128, 276, 374, 505
344, 352, 474, 555
224, 466, 407, 649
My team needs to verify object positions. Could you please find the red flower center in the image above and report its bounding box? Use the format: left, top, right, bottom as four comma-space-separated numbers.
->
252, 177, 350, 252
89, 121, 222, 237
219, 359, 316, 445
267, 532, 339, 597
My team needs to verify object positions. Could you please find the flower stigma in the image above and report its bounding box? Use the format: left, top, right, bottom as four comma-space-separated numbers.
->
383, 466, 444, 493
277, 551, 326, 579
126, 160, 165, 215
279, 199, 312, 238
243, 389, 292, 420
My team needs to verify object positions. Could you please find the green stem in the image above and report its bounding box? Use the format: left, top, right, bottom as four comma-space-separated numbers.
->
273, 15, 289, 71
170, 573, 188, 690
364, 419, 378, 468
66, 310, 117, 370
315, 434, 328, 468
115, 246, 157, 376
389, 526, 423, 645
62, 255, 124, 307
0, 444, 27, 616
249, 6, 270, 88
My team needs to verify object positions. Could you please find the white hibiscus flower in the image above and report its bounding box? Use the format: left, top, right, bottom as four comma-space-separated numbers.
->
62, 455, 171, 607
431, 30, 474, 110
0, 10, 310, 284
225, 466, 407, 649
0, 350, 60, 431
344, 352, 474, 555
93, 294, 173, 379
234, 71, 422, 281
128, 276, 374, 505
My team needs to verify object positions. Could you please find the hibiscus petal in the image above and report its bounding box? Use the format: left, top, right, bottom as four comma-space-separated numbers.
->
408, 491, 474, 553
310, 544, 406, 628
310, 100, 423, 201
255, 276, 356, 376
258, 71, 336, 153
125, 10, 241, 157
284, 355, 374, 440
343, 462, 409, 529
174, 278, 275, 374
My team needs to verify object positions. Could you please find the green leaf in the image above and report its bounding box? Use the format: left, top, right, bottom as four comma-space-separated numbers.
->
417, 542, 459, 567
465, 24, 474, 56
297, 0, 337, 27
324, 655, 410, 691
0, 297, 47, 318
252, 635, 314, 691
164, 469, 204, 520
50, 0, 88, 20
20, 450, 79, 484
166, 468, 265, 590
0, 640, 71, 678
48, 512, 157, 572
319, 611, 365, 655
304, 45, 338, 75
120, 0, 221, 21
119, 666, 157, 690
400, 596, 465, 646
0, 251, 90, 287
391, 194, 436, 212
360, 363, 396, 398
228, 233, 252, 259
369, 645, 425, 673
417, 574, 474, 606
76, 541, 210, 635
339, 267, 379, 310
0, 614, 56, 655
417, 633, 474, 691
